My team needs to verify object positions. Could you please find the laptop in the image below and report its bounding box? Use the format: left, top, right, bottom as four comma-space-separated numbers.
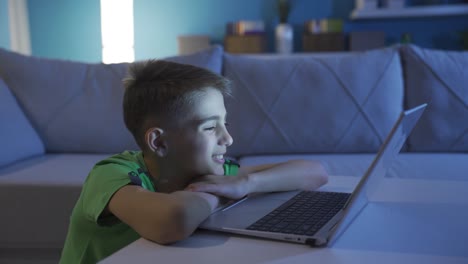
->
200, 103, 427, 246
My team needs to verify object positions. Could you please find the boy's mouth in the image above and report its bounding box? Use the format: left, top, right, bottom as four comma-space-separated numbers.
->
212, 154, 225, 164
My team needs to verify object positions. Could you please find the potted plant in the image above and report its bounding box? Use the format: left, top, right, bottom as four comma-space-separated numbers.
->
278, 0, 291, 24
275, 0, 293, 54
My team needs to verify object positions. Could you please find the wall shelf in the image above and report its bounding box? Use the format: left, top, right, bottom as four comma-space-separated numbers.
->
350, 4, 468, 20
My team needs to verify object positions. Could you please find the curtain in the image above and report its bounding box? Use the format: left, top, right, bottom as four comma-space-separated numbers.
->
8, 0, 31, 55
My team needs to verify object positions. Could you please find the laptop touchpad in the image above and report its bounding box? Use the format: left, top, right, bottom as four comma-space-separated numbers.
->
200, 191, 299, 230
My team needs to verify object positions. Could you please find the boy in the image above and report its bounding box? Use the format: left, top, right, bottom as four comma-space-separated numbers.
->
60, 60, 328, 263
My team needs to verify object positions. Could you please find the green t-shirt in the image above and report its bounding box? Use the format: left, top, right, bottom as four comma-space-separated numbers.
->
60, 151, 239, 264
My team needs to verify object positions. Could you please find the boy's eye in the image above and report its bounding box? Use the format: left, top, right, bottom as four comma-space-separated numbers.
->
202, 122, 229, 131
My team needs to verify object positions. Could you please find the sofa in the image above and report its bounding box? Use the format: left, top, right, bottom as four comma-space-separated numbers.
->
0, 44, 466, 263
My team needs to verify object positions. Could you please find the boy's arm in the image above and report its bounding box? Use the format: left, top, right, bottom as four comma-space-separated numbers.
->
186, 160, 328, 199
107, 185, 219, 244
242, 160, 328, 194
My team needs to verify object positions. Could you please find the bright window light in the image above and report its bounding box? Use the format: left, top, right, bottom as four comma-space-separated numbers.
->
100, 0, 134, 64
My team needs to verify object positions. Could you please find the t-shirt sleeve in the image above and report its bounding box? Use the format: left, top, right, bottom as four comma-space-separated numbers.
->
224, 159, 240, 176
81, 163, 134, 225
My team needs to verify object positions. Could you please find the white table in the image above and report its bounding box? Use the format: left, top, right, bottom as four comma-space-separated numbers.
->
101, 176, 468, 264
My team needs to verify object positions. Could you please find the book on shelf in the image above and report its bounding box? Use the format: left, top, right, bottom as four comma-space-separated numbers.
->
224, 20, 266, 54
226, 20, 265, 35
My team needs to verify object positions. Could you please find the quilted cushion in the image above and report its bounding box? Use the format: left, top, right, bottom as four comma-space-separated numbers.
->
0, 45, 223, 153
224, 47, 404, 156
0, 79, 45, 167
401, 45, 468, 152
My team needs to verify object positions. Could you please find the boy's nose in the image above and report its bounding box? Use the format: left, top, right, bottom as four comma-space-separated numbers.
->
219, 128, 234, 147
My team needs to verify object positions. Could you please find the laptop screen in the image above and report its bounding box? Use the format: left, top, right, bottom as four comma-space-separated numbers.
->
328, 104, 427, 245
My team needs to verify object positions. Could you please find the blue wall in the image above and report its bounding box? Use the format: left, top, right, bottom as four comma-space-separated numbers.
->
133, 0, 349, 59
0, 0, 10, 49
134, 0, 468, 59
26, 0, 468, 62
27, 0, 101, 62
134, 0, 277, 60
346, 13, 468, 51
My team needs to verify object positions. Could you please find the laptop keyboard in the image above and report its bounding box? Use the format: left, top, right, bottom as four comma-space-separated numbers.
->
246, 191, 351, 236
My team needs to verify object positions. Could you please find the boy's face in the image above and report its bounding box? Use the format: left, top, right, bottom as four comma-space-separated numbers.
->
165, 87, 233, 178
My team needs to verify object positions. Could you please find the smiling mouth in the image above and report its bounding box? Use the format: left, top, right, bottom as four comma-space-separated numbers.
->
212, 154, 225, 163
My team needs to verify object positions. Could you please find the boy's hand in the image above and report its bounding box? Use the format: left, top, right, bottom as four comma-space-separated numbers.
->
172, 190, 220, 213
185, 174, 249, 200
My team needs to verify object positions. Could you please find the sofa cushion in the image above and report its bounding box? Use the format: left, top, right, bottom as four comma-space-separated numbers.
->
401, 45, 468, 152
224, 47, 404, 156
0, 78, 44, 168
0, 154, 109, 248
0, 45, 223, 153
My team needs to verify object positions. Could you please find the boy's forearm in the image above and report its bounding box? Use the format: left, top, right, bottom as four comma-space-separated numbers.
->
166, 191, 218, 241
245, 160, 328, 194
108, 186, 218, 245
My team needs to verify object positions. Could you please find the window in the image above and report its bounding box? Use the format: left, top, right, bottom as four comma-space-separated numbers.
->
100, 0, 134, 64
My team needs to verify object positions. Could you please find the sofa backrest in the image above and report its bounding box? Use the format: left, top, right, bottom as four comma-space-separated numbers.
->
400, 45, 468, 152
0, 45, 223, 154
224, 46, 404, 157
0, 78, 45, 168
1, 44, 465, 160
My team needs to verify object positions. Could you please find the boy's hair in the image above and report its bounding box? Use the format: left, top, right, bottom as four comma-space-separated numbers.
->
123, 60, 231, 150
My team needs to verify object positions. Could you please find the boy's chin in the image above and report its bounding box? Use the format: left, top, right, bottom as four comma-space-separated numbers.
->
211, 168, 225, 176
211, 165, 225, 176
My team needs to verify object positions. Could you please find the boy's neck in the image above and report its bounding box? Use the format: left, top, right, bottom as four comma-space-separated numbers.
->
143, 154, 191, 193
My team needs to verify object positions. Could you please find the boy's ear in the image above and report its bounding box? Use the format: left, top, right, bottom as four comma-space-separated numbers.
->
145, 127, 167, 157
